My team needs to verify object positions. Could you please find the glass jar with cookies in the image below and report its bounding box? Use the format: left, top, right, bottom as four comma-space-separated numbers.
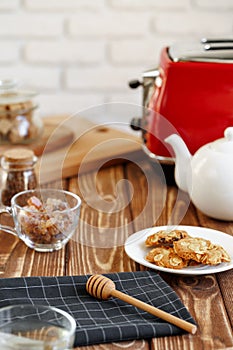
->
0, 79, 43, 144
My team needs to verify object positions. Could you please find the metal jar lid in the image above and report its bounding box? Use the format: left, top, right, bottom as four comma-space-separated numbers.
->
168, 38, 233, 63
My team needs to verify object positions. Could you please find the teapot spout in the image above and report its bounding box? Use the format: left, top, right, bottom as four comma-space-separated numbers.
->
165, 134, 192, 192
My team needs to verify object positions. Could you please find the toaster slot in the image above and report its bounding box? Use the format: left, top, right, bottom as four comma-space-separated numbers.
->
201, 38, 233, 44
204, 44, 233, 51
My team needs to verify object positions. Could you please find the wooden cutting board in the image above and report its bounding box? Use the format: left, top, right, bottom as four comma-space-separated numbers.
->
32, 115, 144, 184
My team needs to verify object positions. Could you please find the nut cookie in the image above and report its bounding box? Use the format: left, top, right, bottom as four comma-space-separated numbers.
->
173, 237, 230, 265
200, 245, 231, 265
145, 247, 189, 269
145, 229, 189, 247
173, 237, 213, 262
145, 247, 170, 263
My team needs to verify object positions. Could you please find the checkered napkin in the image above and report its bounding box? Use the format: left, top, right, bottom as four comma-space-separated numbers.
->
0, 271, 195, 346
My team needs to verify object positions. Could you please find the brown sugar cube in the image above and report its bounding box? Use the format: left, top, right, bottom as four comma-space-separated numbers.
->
27, 196, 42, 210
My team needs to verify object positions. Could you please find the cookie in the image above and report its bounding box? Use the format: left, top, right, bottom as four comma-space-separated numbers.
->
173, 237, 213, 263
145, 229, 189, 247
200, 245, 231, 265
173, 237, 230, 265
145, 247, 189, 269
216, 245, 231, 262
145, 247, 170, 263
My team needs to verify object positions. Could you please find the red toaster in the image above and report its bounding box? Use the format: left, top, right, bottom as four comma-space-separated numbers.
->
129, 39, 233, 163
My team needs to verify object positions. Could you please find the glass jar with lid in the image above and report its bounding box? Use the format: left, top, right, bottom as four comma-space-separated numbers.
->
0, 148, 38, 206
0, 79, 43, 144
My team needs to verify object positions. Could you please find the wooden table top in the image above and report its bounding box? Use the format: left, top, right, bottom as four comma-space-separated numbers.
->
0, 143, 233, 349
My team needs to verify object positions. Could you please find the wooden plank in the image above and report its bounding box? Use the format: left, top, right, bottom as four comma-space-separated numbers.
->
197, 210, 233, 331
217, 270, 233, 328
0, 237, 27, 278
65, 166, 136, 276
75, 340, 149, 350
124, 161, 167, 231
27, 249, 66, 277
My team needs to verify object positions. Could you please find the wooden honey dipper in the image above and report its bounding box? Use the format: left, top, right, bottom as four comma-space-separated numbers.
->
86, 274, 197, 335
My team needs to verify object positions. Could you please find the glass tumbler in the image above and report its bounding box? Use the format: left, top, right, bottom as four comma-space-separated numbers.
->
0, 304, 76, 349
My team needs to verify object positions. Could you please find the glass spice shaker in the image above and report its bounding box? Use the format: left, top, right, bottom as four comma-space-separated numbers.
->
0, 148, 38, 206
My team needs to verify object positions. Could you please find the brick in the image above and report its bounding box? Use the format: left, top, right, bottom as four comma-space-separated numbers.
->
109, 0, 189, 10
0, 15, 63, 38
155, 13, 233, 35
0, 41, 19, 62
65, 67, 142, 90
106, 91, 142, 107
24, 0, 105, 11
109, 38, 174, 65
0, 65, 60, 90
0, 0, 19, 10
39, 93, 105, 117
68, 13, 149, 37
194, 0, 233, 8
25, 41, 105, 64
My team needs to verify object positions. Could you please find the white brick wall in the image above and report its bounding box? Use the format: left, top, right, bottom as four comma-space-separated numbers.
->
25, 41, 105, 64
68, 13, 149, 37
0, 65, 60, 90
0, 41, 20, 62
24, 0, 105, 11
109, 0, 190, 10
0, 0, 19, 10
155, 13, 233, 35
0, 0, 232, 120
0, 15, 63, 38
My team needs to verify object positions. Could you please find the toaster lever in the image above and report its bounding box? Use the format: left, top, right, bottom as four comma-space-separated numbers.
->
128, 80, 142, 89
130, 117, 141, 131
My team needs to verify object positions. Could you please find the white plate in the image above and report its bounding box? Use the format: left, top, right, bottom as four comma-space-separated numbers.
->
124, 225, 233, 275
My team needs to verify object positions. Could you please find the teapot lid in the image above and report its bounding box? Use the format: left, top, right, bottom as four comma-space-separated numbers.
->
209, 127, 233, 153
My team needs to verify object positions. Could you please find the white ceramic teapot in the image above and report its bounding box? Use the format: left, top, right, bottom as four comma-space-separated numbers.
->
165, 127, 233, 221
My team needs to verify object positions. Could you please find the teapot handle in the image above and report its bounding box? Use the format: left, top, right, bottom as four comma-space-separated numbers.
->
224, 127, 233, 141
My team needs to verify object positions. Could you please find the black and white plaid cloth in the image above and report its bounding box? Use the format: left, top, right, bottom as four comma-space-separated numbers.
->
0, 271, 196, 347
